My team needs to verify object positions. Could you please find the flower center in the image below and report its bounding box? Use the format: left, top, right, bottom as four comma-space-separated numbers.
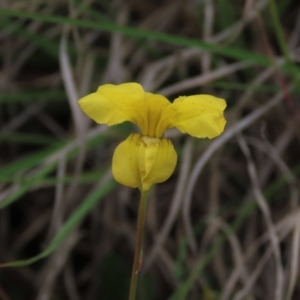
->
141, 136, 160, 145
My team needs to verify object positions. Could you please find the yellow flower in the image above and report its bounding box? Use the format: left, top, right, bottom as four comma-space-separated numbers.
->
78, 83, 226, 191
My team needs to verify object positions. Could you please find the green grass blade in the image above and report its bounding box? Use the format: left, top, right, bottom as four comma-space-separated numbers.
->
0, 170, 105, 185
0, 179, 116, 267
169, 163, 300, 299
211, 81, 280, 93
0, 142, 64, 178
0, 133, 58, 145
3, 9, 300, 77
268, 0, 299, 83
0, 131, 109, 209
0, 9, 271, 66
0, 16, 58, 58
0, 130, 108, 179
0, 164, 56, 210
0, 90, 66, 103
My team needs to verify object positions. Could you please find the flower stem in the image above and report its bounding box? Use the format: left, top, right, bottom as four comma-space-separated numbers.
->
128, 190, 148, 300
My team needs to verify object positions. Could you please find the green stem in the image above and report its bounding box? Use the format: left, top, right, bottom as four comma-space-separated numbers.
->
128, 191, 148, 300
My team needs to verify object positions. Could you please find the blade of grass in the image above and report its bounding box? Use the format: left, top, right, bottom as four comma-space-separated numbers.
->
0, 9, 273, 66
0, 90, 66, 103
210, 81, 280, 93
0, 179, 116, 267
0, 129, 110, 210
73, 0, 111, 22
0, 129, 108, 179
0, 17, 58, 58
216, 0, 237, 28
0, 142, 65, 179
268, 0, 299, 83
169, 162, 300, 300
0, 170, 105, 185
0, 163, 56, 210
2, 9, 300, 77
0, 132, 59, 145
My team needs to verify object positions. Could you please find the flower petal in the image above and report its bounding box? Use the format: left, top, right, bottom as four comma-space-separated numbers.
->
112, 134, 141, 188
143, 93, 171, 137
138, 136, 177, 191
162, 95, 226, 139
78, 83, 147, 128
112, 134, 177, 191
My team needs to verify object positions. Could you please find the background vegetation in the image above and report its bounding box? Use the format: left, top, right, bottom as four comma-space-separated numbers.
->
0, 0, 300, 299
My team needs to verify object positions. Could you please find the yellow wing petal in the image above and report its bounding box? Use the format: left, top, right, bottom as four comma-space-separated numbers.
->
112, 134, 141, 188
78, 83, 147, 128
162, 95, 226, 139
